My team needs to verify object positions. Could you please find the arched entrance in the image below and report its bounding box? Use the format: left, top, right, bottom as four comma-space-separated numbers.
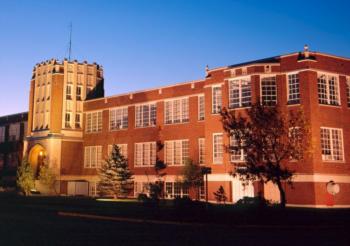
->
28, 144, 47, 178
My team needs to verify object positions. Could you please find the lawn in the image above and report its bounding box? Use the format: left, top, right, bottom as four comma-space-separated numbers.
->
0, 194, 349, 245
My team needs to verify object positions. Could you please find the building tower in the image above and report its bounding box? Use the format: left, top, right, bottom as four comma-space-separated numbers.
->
24, 59, 104, 192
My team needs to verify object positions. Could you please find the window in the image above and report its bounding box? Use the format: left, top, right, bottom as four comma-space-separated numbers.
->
261, 76, 277, 106
86, 111, 102, 133
134, 182, 150, 196
230, 135, 245, 162
134, 142, 156, 167
346, 77, 350, 107
213, 133, 223, 164
198, 95, 205, 121
0, 126, 5, 143
318, 74, 340, 105
89, 182, 97, 197
135, 103, 156, 128
165, 182, 189, 199
229, 78, 251, 108
66, 85, 72, 100
198, 138, 205, 165
110, 107, 128, 130
65, 113, 71, 128
84, 146, 102, 168
76, 86, 82, 101
212, 86, 222, 114
287, 73, 300, 104
320, 128, 344, 161
108, 144, 128, 159
165, 97, 189, 124
199, 182, 206, 200
9, 123, 20, 141
75, 113, 81, 128
67, 72, 74, 83
165, 140, 189, 166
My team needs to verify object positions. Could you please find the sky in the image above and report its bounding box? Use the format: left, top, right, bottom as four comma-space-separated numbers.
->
0, 0, 350, 116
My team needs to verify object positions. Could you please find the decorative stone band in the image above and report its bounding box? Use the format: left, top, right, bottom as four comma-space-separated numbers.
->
292, 174, 350, 183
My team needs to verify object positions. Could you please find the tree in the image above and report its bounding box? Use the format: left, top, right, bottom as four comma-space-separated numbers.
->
181, 159, 203, 200
221, 103, 310, 208
98, 145, 133, 198
213, 186, 227, 204
38, 162, 57, 194
146, 141, 167, 201
17, 156, 35, 196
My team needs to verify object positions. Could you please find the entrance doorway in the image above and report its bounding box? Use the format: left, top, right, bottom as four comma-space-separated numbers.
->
28, 144, 47, 178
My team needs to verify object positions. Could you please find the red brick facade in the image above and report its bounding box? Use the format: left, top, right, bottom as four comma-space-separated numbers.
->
26, 50, 350, 207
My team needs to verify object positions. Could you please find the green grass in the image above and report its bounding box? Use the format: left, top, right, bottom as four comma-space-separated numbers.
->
0, 194, 349, 245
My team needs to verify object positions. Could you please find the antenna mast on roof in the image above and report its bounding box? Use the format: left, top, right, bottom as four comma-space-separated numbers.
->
68, 22, 72, 61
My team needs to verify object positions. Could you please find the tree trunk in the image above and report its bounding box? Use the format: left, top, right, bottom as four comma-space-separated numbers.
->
276, 180, 286, 208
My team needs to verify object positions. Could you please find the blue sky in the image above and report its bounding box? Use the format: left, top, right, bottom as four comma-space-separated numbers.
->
0, 0, 349, 116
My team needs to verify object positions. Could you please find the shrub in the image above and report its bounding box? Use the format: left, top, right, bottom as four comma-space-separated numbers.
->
235, 196, 270, 208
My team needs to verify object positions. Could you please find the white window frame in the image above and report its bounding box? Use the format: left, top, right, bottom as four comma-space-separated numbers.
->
287, 73, 300, 105
212, 85, 222, 114
346, 77, 350, 107
260, 75, 277, 106
109, 107, 128, 131
76, 85, 82, 101
164, 139, 189, 166
85, 111, 103, 133
84, 146, 102, 168
75, 113, 81, 128
228, 77, 252, 108
164, 97, 189, 124
320, 127, 344, 162
65, 112, 72, 128
134, 142, 156, 167
164, 182, 189, 199
66, 85, 72, 100
135, 103, 157, 128
198, 138, 205, 165
9, 123, 20, 141
230, 135, 246, 162
317, 73, 340, 106
213, 133, 223, 164
107, 144, 128, 159
198, 95, 205, 121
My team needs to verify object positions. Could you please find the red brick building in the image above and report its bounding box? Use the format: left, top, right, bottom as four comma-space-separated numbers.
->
25, 47, 350, 207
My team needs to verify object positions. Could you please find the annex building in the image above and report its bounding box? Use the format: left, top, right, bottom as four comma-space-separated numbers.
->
22, 47, 350, 207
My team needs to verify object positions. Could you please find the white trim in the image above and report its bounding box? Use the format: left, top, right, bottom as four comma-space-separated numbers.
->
134, 141, 157, 167
109, 106, 128, 131
163, 95, 190, 102
211, 86, 222, 114
164, 139, 189, 166
317, 72, 341, 106
320, 127, 345, 162
212, 133, 223, 164
286, 72, 301, 104
204, 82, 224, 88
293, 173, 350, 183
198, 95, 205, 121
134, 102, 157, 128
287, 204, 350, 208
85, 80, 205, 103
260, 75, 277, 105
198, 138, 205, 165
